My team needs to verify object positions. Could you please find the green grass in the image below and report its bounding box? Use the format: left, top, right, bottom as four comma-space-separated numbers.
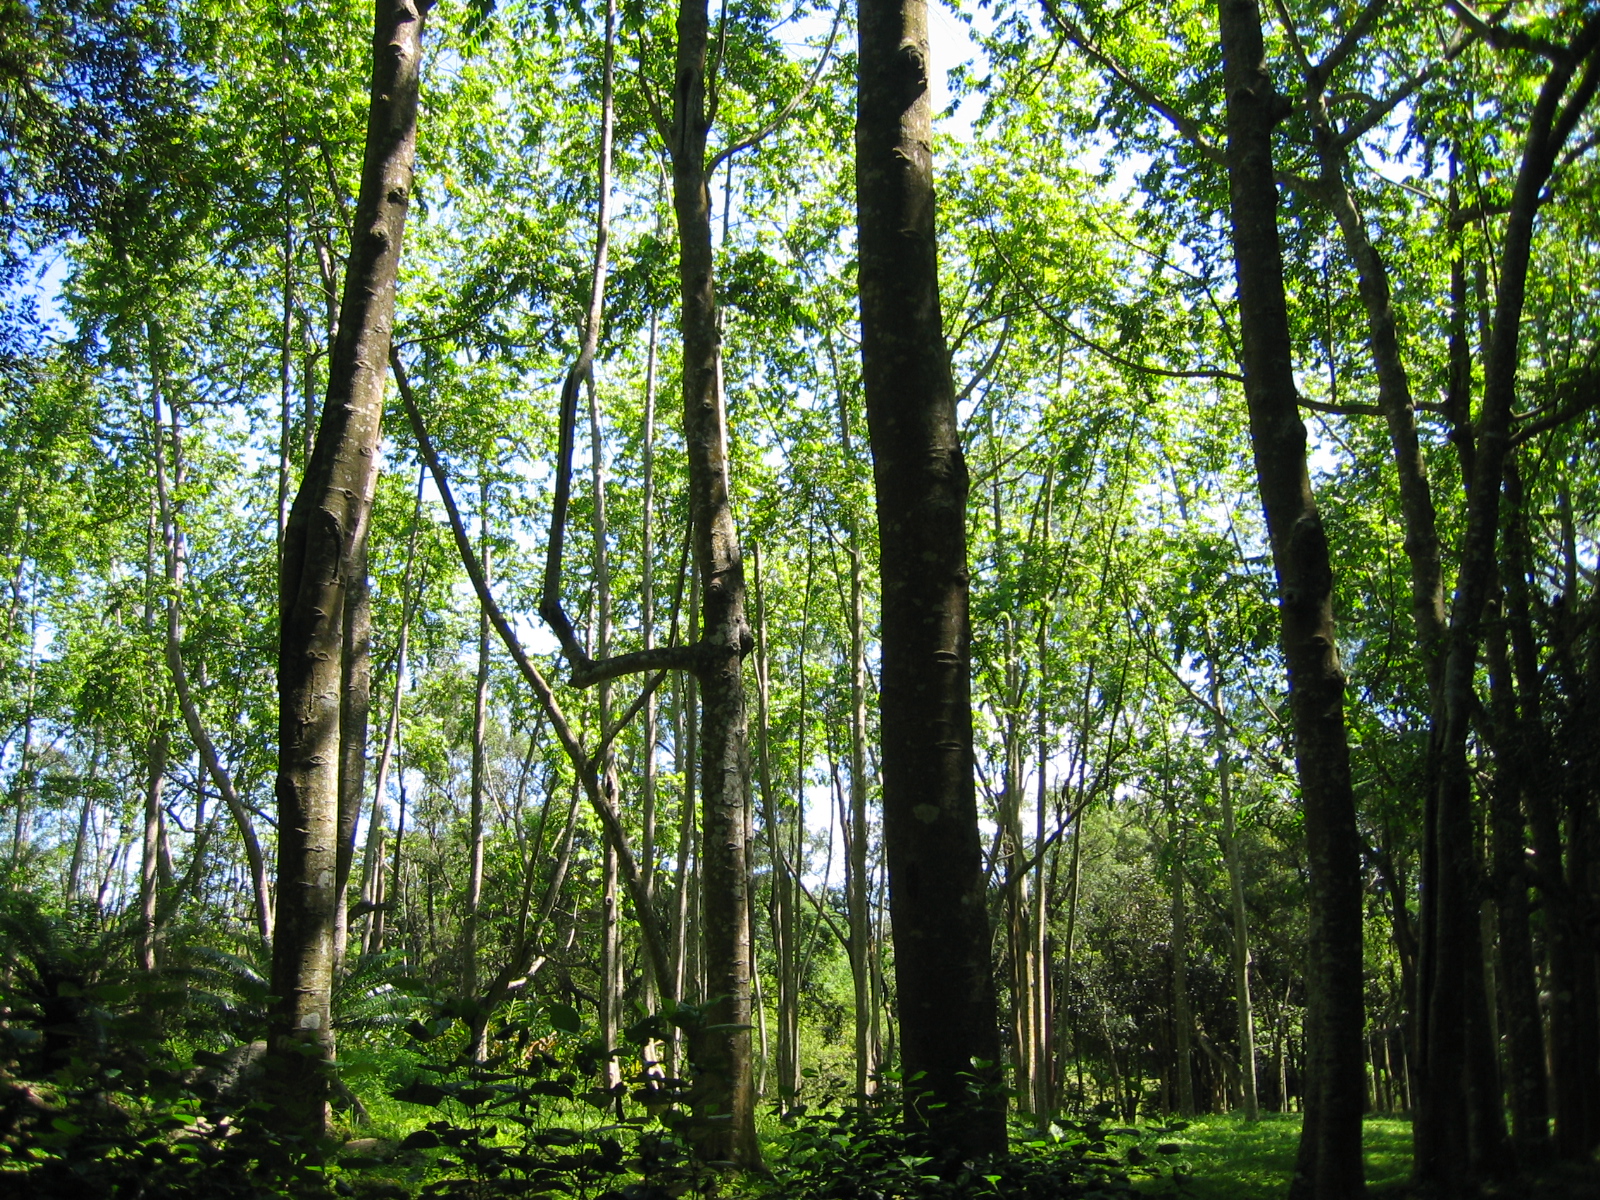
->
1131, 1112, 1412, 1199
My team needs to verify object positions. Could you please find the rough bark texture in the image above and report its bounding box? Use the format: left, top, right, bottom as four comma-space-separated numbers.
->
856, 0, 1006, 1157
266, 0, 427, 1140
1217, 2, 1364, 1194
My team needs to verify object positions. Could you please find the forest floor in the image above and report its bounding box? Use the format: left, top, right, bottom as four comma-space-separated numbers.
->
1131, 1114, 1600, 1199
1130, 1112, 1411, 1198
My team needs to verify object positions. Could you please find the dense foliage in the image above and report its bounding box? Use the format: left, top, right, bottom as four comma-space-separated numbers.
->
2, 0, 1599, 1194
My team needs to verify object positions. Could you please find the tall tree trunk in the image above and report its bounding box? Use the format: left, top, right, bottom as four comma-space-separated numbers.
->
1418, 18, 1600, 1184
463, 477, 491, 998
1485, 611, 1549, 1163
640, 309, 660, 998
1030, 613, 1051, 1119
335, 534, 371, 976
359, 466, 425, 957
1167, 781, 1196, 1117
752, 543, 799, 1111
846, 534, 874, 1099
589, 366, 622, 1085
1209, 648, 1259, 1120
1217, 2, 1364, 1193
1508, 467, 1589, 1161
139, 731, 169, 972
266, 0, 428, 1139
665, 0, 758, 1162
856, 0, 1005, 1155
66, 742, 98, 904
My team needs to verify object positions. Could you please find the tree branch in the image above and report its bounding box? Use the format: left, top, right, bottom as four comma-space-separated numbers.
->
392, 349, 677, 999
707, 0, 844, 173
1041, 0, 1225, 163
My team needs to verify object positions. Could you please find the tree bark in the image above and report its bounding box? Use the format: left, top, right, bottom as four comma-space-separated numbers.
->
1418, 18, 1600, 1184
463, 477, 491, 998
752, 543, 799, 1110
856, 0, 1005, 1156
139, 731, 168, 972
1169, 824, 1196, 1118
359, 465, 425, 957
836, 392, 875, 1100
1209, 647, 1259, 1121
1485, 612, 1548, 1163
1217, 2, 1364, 1193
665, 0, 758, 1162
266, 0, 428, 1140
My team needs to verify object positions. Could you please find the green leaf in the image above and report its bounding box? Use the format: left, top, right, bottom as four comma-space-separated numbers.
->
392, 1079, 448, 1106
547, 1002, 582, 1034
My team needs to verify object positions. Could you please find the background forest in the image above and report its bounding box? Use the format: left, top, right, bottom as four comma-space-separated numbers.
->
1, 0, 1598, 1196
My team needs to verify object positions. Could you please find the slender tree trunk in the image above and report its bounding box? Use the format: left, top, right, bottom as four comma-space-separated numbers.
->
359, 466, 424, 956
267, 0, 428, 1139
669, 664, 697, 1079
1217, 2, 1364, 1192
278, 196, 294, 552
1209, 649, 1259, 1121
663, 0, 758, 1158
1059, 798, 1084, 1111
1030, 633, 1051, 1119
752, 543, 799, 1110
335, 534, 371, 975
66, 744, 98, 904
846, 539, 874, 1098
640, 309, 660, 991
856, 0, 1005, 1156
1419, 20, 1600, 1184
463, 477, 491, 999
139, 732, 169, 972
1168, 788, 1196, 1117
148, 357, 275, 944
589, 368, 622, 1084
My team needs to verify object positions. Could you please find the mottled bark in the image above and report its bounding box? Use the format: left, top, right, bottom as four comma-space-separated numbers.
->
1217, 2, 1364, 1194
856, 0, 1005, 1156
267, 0, 428, 1139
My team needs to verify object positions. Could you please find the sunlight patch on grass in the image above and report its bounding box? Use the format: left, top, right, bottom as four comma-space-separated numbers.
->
1134, 1112, 1411, 1199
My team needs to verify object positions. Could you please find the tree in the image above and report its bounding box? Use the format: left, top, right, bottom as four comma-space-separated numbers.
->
1217, 0, 1365, 1193
856, 0, 1006, 1157
265, 0, 429, 1139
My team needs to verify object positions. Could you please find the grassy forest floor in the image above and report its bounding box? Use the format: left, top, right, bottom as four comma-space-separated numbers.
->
1127, 1113, 1600, 1199
1130, 1113, 1411, 1198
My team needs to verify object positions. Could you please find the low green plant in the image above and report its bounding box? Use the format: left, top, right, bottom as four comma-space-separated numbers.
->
370, 994, 724, 1200
764, 1078, 1148, 1200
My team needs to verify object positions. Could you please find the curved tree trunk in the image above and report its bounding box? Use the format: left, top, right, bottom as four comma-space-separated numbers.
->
1217, 1, 1364, 1193
266, 0, 428, 1141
